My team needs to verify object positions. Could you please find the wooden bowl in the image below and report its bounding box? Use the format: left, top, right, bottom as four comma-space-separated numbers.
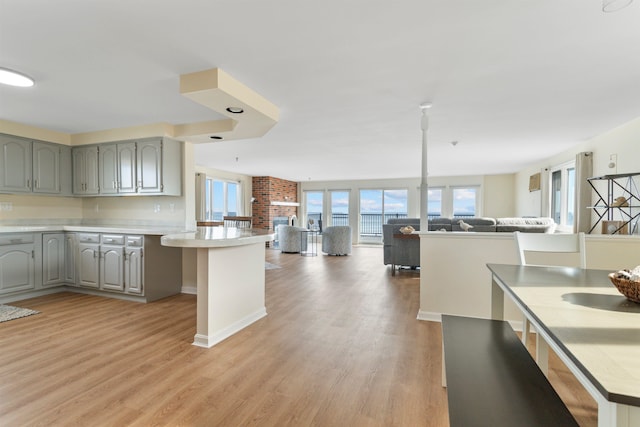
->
609, 273, 640, 303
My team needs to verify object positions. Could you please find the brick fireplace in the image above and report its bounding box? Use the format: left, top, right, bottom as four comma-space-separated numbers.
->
252, 176, 299, 235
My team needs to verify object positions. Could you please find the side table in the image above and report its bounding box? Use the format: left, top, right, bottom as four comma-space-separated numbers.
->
300, 230, 318, 256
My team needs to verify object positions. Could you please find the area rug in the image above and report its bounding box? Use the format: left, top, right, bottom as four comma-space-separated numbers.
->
0, 304, 40, 323
265, 262, 281, 270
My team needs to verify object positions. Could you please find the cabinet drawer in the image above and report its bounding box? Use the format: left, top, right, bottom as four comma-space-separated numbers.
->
78, 233, 100, 243
126, 236, 143, 247
0, 234, 35, 246
102, 234, 125, 245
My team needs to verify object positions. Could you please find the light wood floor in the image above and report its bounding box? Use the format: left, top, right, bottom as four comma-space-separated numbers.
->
0, 246, 597, 426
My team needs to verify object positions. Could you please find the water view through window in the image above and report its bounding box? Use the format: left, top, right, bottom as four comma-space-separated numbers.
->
359, 189, 408, 239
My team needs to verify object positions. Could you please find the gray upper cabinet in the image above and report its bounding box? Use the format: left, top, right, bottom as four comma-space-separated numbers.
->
0, 135, 31, 193
77, 137, 181, 197
33, 142, 61, 194
99, 142, 136, 195
72, 146, 100, 195
136, 138, 181, 196
0, 134, 71, 195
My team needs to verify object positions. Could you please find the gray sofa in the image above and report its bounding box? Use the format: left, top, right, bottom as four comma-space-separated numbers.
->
428, 217, 556, 233
383, 218, 421, 275
383, 217, 556, 274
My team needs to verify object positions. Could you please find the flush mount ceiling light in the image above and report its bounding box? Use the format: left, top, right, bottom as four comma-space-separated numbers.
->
603, 0, 633, 12
226, 107, 244, 114
419, 102, 433, 110
0, 67, 35, 87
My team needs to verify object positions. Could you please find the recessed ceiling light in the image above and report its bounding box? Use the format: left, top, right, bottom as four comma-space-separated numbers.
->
420, 102, 433, 110
0, 67, 35, 87
210, 136, 223, 140
226, 107, 244, 114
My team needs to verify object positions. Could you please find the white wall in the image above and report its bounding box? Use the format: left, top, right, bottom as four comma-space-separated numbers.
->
515, 116, 640, 221
300, 174, 517, 243
419, 232, 640, 325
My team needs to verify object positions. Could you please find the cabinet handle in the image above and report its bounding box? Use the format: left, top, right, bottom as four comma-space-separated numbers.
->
34, 179, 38, 189
31, 250, 35, 259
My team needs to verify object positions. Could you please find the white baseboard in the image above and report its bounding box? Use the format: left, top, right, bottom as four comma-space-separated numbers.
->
192, 307, 267, 348
416, 310, 529, 333
416, 310, 441, 322
181, 286, 197, 295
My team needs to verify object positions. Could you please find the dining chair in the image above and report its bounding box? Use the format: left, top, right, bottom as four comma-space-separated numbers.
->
514, 231, 586, 375
223, 216, 252, 228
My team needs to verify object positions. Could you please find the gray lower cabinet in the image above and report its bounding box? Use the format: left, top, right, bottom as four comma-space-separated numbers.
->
64, 233, 76, 284
0, 234, 35, 294
77, 233, 142, 295
100, 234, 125, 292
0, 231, 181, 303
78, 238, 100, 289
42, 233, 65, 287
125, 236, 143, 294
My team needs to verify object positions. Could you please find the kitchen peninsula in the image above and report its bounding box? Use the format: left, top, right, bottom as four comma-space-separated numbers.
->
161, 227, 274, 348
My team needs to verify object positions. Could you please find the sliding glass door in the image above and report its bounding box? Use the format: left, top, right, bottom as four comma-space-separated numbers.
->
359, 189, 407, 242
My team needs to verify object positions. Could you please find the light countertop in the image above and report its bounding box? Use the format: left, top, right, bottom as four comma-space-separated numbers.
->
161, 227, 275, 248
0, 225, 190, 236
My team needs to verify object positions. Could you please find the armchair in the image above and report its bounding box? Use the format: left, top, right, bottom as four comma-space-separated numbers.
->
277, 225, 308, 253
322, 226, 352, 255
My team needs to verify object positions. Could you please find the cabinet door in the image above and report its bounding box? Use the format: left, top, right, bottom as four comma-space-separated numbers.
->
33, 142, 61, 194
99, 144, 118, 195
78, 243, 100, 288
100, 245, 124, 291
136, 139, 162, 193
125, 247, 143, 294
64, 234, 76, 284
0, 135, 31, 193
0, 243, 35, 294
42, 234, 65, 287
73, 147, 100, 195
118, 142, 137, 194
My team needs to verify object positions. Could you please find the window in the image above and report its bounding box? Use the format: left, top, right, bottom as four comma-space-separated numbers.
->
204, 178, 241, 221
359, 189, 408, 241
549, 161, 576, 230
428, 187, 443, 218
330, 191, 349, 226
452, 187, 478, 218
426, 185, 481, 218
305, 191, 324, 229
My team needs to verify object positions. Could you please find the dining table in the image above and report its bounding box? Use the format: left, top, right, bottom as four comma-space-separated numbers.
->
487, 263, 640, 427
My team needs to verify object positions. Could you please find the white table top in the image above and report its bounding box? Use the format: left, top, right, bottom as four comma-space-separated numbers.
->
487, 264, 640, 407
161, 227, 274, 248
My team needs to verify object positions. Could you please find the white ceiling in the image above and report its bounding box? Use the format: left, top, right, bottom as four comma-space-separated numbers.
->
1, 0, 639, 182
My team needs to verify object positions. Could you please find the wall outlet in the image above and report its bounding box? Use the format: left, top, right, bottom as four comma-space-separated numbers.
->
154, 204, 161, 213
0, 202, 13, 211
169, 203, 175, 213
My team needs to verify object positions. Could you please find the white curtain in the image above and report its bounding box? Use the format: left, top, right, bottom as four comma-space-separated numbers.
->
195, 173, 206, 221
539, 168, 550, 217
574, 152, 593, 233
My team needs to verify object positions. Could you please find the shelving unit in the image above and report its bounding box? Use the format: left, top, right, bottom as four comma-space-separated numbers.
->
587, 172, 640, 234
